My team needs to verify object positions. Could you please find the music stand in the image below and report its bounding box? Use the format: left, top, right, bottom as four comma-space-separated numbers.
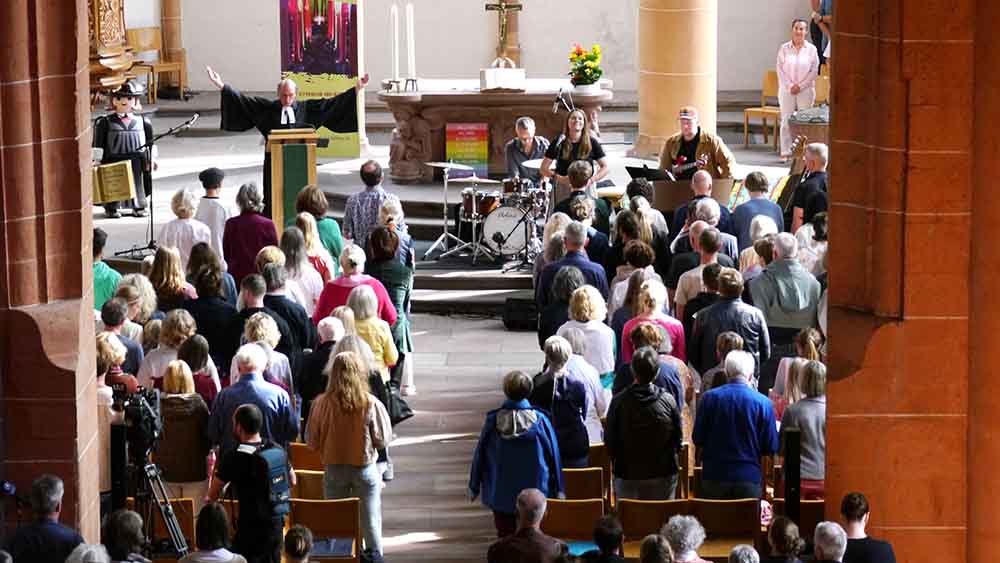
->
423, 161, 473, 260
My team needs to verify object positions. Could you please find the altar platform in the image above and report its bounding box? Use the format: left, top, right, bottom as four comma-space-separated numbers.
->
378, 78, 613, 182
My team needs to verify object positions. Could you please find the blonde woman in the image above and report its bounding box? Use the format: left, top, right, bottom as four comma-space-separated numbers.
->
159, 188, 212, 269
331, 305, 356, 334
117, 273, 159, 325
296, 184, 344, 268
296, 212, 337, 281
158, 359, 211, 512
557, 286, 616, 381
305, 351, 392, 558
378, 199, 414, 268
621, 280, 686, 364
137, 309, 220, 391
280, 226, 325, 315
533, 212, 571, 287
770, 327, 824, 417
347, 285, 398, 384
254, 245, 309, 309
229, 311, 293, 392
150, 246, 197, 312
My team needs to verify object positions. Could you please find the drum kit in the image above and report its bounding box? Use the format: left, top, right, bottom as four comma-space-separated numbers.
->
424, 159, 550, 267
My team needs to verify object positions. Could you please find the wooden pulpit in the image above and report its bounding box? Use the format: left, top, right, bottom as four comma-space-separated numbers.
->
651, 178, 736, 215
268, 128, 320, 229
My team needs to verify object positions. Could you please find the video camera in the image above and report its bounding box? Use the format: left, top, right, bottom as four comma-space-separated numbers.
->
111, 384, 162, 462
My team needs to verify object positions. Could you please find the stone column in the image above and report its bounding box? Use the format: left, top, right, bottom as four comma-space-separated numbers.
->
161, 0, 185, 88
633, 0, 717, 158
0, 0, 100, 542
969, 0, 1000, 560
827, 0, 975, 561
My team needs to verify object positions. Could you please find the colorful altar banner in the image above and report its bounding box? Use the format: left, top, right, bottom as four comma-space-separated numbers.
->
445, 123, 489, 178
280, 0, 361, 157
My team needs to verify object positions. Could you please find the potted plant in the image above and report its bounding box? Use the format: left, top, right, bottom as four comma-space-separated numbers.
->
568, 43, 603, 94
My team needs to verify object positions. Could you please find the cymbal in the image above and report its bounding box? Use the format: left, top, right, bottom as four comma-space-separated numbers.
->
520, 158, 546, 170
425, 161, 473, 170
450, 175, 502, 185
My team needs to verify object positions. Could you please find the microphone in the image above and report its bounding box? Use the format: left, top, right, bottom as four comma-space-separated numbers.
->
190, 112, 200, 125
1, 480, 26, 507
552, 88, 563, 114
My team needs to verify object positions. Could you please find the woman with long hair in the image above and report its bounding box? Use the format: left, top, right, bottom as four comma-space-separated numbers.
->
305, 351, 392, 560
296, 184, 344, 269
281, 226, 325, 316
186, 242, 237, 305
150, 246, 197, 312
296, 212, 337, 282
770, 327, 823, 412
540, 109, 610, 189
117, 274, 159, 325
621, 279, 686, 364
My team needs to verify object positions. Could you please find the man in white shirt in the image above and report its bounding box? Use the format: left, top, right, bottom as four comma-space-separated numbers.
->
675, 225, 723, 321
194, 167, 232, 270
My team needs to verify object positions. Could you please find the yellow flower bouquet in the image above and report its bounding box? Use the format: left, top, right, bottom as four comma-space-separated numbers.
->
568, 43, 603, 86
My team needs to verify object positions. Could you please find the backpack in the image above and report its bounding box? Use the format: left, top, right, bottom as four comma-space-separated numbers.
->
237, 442, 291, 519
551, 376, 590, 462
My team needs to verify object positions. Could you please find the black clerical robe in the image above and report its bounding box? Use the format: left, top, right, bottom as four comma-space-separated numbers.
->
218, 84, 359, 218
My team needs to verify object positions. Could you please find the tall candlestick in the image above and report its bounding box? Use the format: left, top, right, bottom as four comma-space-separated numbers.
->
406, 2, 416, 78
391, 4, 400, 81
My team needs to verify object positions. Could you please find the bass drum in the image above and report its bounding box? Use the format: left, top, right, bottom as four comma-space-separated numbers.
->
481, 205, 530, 257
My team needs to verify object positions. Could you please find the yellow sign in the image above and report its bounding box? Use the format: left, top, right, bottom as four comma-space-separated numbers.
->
92, 161, 136, 205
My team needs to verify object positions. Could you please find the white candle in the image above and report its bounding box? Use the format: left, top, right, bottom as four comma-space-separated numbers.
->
391, 4, 400, 81
406, 2, 416, 78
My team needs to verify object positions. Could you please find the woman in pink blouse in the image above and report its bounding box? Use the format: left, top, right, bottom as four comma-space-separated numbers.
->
621, 279, 686, 364
312, 244, 397, 326
776, 19, 820, 159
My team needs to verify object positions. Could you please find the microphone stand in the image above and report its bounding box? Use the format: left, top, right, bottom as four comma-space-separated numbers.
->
115, 114, 200, 260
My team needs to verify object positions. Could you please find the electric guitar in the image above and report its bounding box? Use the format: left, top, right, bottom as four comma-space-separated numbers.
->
670, 153, 711, 177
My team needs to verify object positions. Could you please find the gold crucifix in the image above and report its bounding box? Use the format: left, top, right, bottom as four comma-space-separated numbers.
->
485, 0, 523, 59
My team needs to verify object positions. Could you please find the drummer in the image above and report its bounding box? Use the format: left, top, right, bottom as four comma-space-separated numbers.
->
540, 109, 611, 190
505, 116, 550, 185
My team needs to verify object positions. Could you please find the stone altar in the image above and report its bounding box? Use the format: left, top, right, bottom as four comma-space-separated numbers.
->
378, 78, 613, 183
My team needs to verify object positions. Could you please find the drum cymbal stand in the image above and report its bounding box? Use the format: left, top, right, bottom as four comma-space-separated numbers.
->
423, 163, 471, 260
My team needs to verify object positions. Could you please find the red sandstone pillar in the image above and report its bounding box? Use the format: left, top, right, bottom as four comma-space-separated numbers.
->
827, 0, 975, 561
969, 0, 1000, 559
0, 0, 100, 542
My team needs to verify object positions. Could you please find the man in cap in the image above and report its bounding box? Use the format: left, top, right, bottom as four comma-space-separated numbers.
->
658, 106, 735, 181
92, 80, 155, 218
194, 166, 231, 269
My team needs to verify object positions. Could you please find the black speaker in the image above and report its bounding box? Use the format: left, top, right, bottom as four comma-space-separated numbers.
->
503, 297, 538, 331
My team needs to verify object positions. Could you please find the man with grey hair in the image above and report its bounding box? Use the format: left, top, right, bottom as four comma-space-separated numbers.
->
662, 514, 708, 562
505, 116, 550, 183
487, 488, 565, 563
536, 221, 609, 307
792, 142, 828, 232
670, 169, 735, 236
207, 342, 299, 455
692, 198, 739, 262
750, 231, 821, 392
2, 474, 83, 563
728, 544, 760, 563
206, 65, 370, 218
814, 521, 848, 562
693, 349, 778, 499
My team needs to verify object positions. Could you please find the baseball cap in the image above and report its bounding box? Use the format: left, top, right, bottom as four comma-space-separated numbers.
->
678, 106, 699, 121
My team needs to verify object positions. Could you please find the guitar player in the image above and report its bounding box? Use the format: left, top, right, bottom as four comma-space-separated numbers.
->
657, 106, 737, 180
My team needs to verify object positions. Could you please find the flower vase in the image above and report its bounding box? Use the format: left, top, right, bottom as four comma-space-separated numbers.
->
572, 82, 601, 95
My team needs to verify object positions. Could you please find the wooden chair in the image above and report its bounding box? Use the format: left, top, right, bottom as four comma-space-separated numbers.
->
677, 443, 691, 499
290, 498, 362, 562
125, 26, 186, 104
815, 75, 831, 105
743, 70, 781, 149
563, 467, 607, 509
541, 498, 605, 553
691, 498, 760, 561
126, 497, 196, 550
618, 499, 690, 559
588, 442, 614, 507
772, 498, 826, 539
289, 441, 324, 471
293, 469, 326, 500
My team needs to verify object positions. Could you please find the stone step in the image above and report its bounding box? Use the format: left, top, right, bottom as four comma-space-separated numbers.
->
411, 288, 534, 316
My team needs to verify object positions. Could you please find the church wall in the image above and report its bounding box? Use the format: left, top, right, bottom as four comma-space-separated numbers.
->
124, 0, 161, 28
178, 0, 804, 94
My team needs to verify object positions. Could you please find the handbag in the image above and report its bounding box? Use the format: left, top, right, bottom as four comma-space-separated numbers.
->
368, 372, 414, 426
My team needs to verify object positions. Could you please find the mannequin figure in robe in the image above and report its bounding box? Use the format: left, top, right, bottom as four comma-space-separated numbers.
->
93, 80, 155, 218
206, 66, 369, 218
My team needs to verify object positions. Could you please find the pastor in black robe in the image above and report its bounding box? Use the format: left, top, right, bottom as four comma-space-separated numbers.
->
218, 84, 358, 218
